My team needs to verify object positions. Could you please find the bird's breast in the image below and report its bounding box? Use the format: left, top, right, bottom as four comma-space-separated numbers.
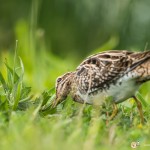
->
76, 74, 140, 105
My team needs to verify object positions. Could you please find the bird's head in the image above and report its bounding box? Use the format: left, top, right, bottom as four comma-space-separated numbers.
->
52, 72, 74, 107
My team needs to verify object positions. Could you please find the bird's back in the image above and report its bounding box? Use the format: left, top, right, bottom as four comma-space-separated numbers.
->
74, 50, 150, 103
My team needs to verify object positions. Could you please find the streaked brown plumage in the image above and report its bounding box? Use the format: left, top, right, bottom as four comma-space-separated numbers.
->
53, 50, 150, 122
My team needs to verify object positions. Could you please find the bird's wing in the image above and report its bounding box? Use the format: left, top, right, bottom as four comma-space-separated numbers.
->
128, 51, 150, 82
127, 51, 150, 72
75, 50, 134, 94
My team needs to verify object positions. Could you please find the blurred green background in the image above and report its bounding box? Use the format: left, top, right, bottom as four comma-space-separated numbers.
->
0, 1, 150, 150
1, 0, 150, 92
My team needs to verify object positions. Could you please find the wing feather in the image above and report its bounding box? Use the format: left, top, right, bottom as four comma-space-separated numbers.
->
75, 50, 150, 95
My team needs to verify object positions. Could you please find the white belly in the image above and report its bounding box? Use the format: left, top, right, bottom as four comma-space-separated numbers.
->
77, 75, 140, 105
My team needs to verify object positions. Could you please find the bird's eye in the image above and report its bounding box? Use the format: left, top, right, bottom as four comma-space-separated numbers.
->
57, 77, 62, 82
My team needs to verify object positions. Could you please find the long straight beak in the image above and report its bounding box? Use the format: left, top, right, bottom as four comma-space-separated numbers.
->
52, 97, 60, 108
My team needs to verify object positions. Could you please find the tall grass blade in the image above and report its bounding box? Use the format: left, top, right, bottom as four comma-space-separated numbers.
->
135, 91, 149, 108
0, 72, 8, 92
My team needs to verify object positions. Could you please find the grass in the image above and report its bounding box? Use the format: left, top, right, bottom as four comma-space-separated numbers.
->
0, 46, 150, 150
0, 21, 150, 150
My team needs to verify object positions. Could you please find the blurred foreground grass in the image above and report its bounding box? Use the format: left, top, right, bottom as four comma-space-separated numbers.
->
0, 22, 150, 150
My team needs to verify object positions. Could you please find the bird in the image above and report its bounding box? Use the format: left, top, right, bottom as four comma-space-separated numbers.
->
53, 50, 150, 123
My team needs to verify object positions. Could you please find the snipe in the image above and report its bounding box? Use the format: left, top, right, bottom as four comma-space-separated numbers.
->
53, 50, 150, 123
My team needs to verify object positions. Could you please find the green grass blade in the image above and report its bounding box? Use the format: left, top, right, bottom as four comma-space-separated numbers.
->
12, 58, 25, 110
135, 91, 149, 108
12, 81, 22, 110
0, 72, 8, 92
5, 63, 19, 83
41, 88, 55, 106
